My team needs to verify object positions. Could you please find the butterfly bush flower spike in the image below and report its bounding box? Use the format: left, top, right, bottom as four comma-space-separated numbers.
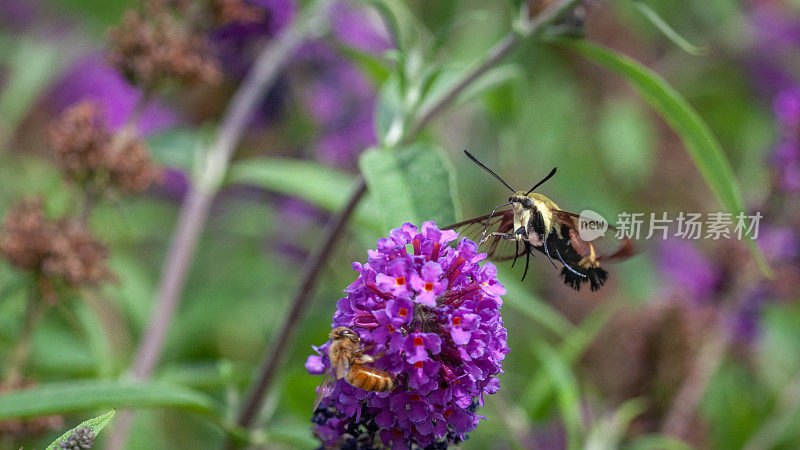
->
307, 221, 508, 448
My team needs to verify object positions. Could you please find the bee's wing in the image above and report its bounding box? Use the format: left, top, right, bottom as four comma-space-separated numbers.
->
335, 354, 350, 379
551, 210, 634, 261
312, 369, 338, 412
445, 209, 524, 261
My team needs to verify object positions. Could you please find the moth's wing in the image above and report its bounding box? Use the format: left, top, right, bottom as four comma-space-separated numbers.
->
312, 369, 338, 412
551, 210, 634, 262
445, 210, 524, 261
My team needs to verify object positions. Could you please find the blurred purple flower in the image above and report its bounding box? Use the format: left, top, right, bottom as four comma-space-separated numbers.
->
657, 239, 722, 302
211, 0, 297, 79
160, 168, 190, 202
0, 0, 37, 31
296, 41, 379, 168
290, 2, 390, 169
758, 225, 800, 263
330, 1, 392, 54
746, 3, 800, 98
307, 221, 507, 448
771, 87, 800, 192
48, 54, 178, 135
728, 288, 768, 344
750, 4, 800, 48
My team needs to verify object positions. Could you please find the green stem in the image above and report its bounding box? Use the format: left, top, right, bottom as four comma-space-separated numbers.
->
4, 283, 45, 386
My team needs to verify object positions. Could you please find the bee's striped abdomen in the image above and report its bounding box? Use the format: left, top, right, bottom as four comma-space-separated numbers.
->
346, 364, 396, 392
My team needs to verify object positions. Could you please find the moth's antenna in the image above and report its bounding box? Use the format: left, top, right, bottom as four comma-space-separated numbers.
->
464, 150, 516, 193
526, 167, 557, 195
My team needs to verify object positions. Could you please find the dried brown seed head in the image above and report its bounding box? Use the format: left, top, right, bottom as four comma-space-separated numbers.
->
48, 101, 162, 195
107, 139, 163, 194
0, 198, 113, 287
0, 197, 53, 272
107, 9, 221, 88
48, 101, 111, 185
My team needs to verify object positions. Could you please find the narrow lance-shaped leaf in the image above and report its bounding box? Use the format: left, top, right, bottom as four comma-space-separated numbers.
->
562, 39, 773, 278
631, 0, 708, 56
533, 339, 585, 450
0, 380, 220, 419
46, 409, 116, 450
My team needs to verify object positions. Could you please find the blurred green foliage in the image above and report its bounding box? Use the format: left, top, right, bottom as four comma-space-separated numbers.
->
1, 0, 799, 448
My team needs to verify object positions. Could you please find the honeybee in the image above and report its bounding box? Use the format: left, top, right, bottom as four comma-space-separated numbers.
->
446, 151, 632, 291
312, 327, 397, 411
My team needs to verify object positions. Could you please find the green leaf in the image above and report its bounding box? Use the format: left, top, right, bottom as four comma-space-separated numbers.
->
523, 304, 618, 416
0, 39, 62, 144
146, 128, 203, 170
335, 44, 392, 86
375, 73, 406, 147
585, 398, 647, 450
632, 1, 708, 56
226, 157, 381, 229
562, 40, 773, 278
625, 434, 693, 450
499, 272, 573, 338
455, 64, 523, 107
46, 409, 116, 450
359, 144, 461, 231
533, 340, 584, 450
366, 0, 404, 52
0, 380, 219, 419
597, 100, 655, 186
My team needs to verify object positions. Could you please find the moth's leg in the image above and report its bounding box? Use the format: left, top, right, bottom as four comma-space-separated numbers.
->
478, 231, 515, 246
541, 236, 559, 270
511, 239, 520, 268
521, 241, 532, 281
479, 202, 513, 241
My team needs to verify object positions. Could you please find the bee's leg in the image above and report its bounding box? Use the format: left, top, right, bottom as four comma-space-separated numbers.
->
521, 242, 532, 282
541, 236, 559, 270
353, 348, 376, 364
555, 245, 587, 278
511, 239, 520, 268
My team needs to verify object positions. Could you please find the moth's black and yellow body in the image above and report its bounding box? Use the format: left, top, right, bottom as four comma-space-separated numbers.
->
447, 151, 630, 292
510, 191, 607, 291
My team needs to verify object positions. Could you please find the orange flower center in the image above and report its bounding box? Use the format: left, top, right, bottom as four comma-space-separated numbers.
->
452, 317, 461, 326
414, 361, 423, 368
424, 282, 434, 291
398, 307, 408, 317
395, 276, 405, 286
413, 337, 423, 346
410, 394, 421, 402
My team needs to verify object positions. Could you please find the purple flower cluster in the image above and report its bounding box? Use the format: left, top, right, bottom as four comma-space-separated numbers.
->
306, 222, 508, 448
772, 88, 800, 191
